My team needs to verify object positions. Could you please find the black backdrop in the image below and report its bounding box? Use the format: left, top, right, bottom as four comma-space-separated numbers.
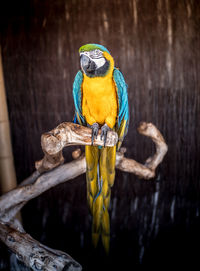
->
0, 0, 200, 270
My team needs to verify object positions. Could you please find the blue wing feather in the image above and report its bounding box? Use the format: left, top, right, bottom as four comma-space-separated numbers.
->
113, 68, 129, 148
72, 70, 86, 125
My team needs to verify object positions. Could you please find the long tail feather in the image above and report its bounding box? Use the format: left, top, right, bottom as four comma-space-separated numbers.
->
85, 146, 99, 212
101, 209, 110, 253
92, 194, 103, 247
85, 145, 116, 252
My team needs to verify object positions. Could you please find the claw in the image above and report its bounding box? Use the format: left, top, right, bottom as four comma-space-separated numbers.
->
100, 124, 110, 147
91, 123, 99, 145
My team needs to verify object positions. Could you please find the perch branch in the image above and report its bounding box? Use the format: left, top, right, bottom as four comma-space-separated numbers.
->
0, 122, 167, 219
0, 221, 81, 271
116, 122, 168, 178
138, 122, 168, 170
0, 121, 167, 271
35, 122, 118, 173
36, 121, 167, 178
0, 156, 86, 219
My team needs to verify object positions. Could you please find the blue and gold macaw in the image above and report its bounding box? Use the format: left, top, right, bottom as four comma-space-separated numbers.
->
73, 43, 129, 252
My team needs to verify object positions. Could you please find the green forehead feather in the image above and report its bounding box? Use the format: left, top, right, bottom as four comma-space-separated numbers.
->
79, 43, 110, 54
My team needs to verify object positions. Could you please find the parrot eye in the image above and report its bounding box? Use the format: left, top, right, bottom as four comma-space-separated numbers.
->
90, 49, 103, 59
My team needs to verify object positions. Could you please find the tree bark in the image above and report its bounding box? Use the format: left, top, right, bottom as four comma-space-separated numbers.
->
0, 222, 81, 271
0, 121, 167, 271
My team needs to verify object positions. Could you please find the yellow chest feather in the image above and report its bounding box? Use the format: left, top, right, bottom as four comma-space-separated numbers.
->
82, 75, 118, 128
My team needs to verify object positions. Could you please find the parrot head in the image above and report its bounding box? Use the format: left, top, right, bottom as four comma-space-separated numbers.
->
79, 43, 113, 77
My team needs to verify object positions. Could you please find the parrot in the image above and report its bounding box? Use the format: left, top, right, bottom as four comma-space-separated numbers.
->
72, 43, 129, 253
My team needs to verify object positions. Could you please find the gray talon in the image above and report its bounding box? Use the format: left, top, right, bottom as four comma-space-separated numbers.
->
91, 123, 99, 145
100, 124, 110, 147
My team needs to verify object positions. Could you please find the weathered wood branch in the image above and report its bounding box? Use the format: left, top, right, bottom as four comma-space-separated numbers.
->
138, 122, 168, 170
116, 122, 168, 179
0, 121, 167, 271
35, 122, 118, 173
36, 121, 167, 178
0, 156, 86, 220
0, 122, 167, 219
0, 222, 81, 271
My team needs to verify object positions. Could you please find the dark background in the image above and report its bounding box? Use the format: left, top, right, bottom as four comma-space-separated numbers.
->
0, 0, 200, 270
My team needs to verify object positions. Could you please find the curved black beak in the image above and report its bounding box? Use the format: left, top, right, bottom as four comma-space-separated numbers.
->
80, 54, 90, 69
80, 54, 96, 73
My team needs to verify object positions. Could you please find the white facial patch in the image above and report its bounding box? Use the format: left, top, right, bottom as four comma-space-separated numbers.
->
92, 57, 106, 69
80, 50, 106, 69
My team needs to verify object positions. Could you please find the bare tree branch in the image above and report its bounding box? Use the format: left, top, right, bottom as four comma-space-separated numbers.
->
116, 122, 168, 179
0, 121, 167, 271
35, 122, 118, 173
138, 122, 168, 170
0, 156, 86, 220
0, 122, 168, 220
36, 121, 167, 178
0, 222, 81, 271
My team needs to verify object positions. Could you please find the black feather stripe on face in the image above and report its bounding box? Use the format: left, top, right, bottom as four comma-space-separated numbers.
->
95, 59, 110, 77
84, 58, 110, 78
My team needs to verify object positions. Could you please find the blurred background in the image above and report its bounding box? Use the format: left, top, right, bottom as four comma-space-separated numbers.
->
0, 0, 200, 270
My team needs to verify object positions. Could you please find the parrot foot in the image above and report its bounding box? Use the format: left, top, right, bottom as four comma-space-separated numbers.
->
91, 123, 99, 145
100, 124, 110, 147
